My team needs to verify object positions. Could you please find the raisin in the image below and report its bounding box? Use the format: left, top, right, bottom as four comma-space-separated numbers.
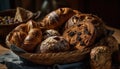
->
76, 36, 81, 41
68, 31, 75, 37
70, 43, 76, 47
84, 28, 91, 35
80, 41, 85, 46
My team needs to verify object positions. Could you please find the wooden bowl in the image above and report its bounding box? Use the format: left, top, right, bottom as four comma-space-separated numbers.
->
0, 9, 33, 38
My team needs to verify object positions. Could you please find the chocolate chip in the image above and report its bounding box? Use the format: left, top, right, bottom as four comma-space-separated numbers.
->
70, 43, 76, 47
77, 32, 82, 35
76, 36, 81, 41
54, 37, 60, 40
84, 28, 91, 35
68, 31, 75, 37
80, 41, 85, 46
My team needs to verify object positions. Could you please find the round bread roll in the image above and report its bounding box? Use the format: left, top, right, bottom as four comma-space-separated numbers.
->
39, 8, 81, 29
90, 46, 112, 69
38, 36, 70, 53
95, 36, 119, 53
43, 29, 60, 40
6, 20, 42, 52
63, 21, 96, 50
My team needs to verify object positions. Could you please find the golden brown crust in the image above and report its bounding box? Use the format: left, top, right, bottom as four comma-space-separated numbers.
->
95, 36, 119, 53
38, 36, 70, 53
6, 20, 42, 52
40, 8, 81, 29
14, 24, 28, 33
23, 28, 42, 52
90, 46, 112, 69
6, 30, 27, 48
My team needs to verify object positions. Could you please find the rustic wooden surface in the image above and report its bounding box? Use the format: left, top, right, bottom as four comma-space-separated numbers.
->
0, 26, 119, 69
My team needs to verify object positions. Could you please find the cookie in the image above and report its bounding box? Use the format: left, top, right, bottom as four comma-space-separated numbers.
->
65, 14, 106, 38
38, 36, 70, 53
63, 21, 96, 50
39, 8, 81, 29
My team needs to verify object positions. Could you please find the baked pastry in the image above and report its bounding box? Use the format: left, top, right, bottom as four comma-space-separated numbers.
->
26, 20, 40, 30
6, 30, 27, 48
14, 20, 39, 33
39, 8, 81, 29
14, 7, 33, 22
90, 46, 112, 69
43, 29, 60, 40
38, 36, 70, 53
95, 36, 119, 53
63, 21, 96, 50
14, 24, 28, 33
6, 20, 42, 52
23, 28, 42, 52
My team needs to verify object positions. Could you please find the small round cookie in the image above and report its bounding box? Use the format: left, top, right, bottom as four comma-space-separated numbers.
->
43, 29, 60, 40
38, 36, 70, 53
39, 8, 81, 29
90, 46, 112, 69
65, 14, 107, 39
63, 21, 96, 50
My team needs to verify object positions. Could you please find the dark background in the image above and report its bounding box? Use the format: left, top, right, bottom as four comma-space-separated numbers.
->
0, 0, 120, 29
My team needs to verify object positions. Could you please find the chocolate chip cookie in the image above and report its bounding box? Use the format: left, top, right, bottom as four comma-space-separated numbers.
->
63, 21, 96, 50
65, 14, 106, 39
